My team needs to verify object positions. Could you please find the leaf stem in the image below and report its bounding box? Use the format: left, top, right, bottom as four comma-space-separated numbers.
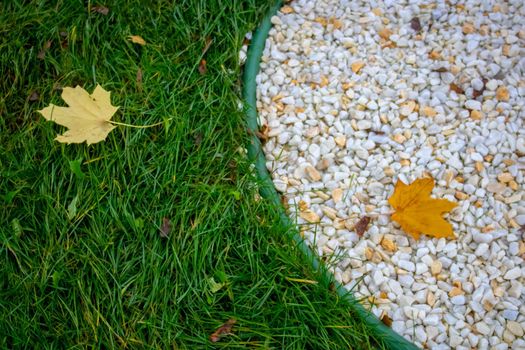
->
109, 119, 171, 129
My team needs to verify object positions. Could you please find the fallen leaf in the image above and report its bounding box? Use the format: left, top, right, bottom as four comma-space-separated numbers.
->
198, 59, 207, 75
160, 217, 172, 238
59, 31, 69, 48
210, 318, 236, 343
354, 216, 371, 236
28, 91, 40, 101
128, 35, 146, 45
38, 85, 119, 144
91, 5, 109, 15
388, 178, 457, 240
38, 40, 52, 59
433, 67, 448, 73
410, 17, 422, 32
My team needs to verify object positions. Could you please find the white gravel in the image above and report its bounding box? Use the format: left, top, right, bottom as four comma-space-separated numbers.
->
255, 0, 525, 348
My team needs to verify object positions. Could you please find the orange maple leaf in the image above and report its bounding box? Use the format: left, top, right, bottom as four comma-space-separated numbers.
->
388, 177, 457, 240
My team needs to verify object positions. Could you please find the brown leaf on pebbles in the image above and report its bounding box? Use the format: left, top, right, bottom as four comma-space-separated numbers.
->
300, 210, 320, 223
353, 216, 371, 236
496, 86, 509, 101
449, 83, 465, 94
351, 61, 365, 74
410, 17, 422, 32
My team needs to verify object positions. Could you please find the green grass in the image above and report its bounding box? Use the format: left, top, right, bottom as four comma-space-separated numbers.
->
1, 1, 386, 349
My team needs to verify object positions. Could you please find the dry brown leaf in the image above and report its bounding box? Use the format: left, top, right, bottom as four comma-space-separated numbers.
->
198, 59, 207, 75
91, 5, 109, 15
354, 216, 371, 236
210, 318, 236, 342
38, 85, 119, 144
128, 35, 146, 45
388, 178, 457, 240
160, 217, 172, 238
38, 40, 52, 59
410, 17, 422, 32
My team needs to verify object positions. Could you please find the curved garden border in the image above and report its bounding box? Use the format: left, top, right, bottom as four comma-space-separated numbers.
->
242, 1, 419, 349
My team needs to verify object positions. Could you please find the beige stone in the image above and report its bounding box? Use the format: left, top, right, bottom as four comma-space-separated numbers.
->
305, 166, 321, 182
462, 22, 475, 34
380, 237, 397, 252
496, 86, 509, 101
334, 136, 346, 147
300, 210, 320, 223
351, 61, 365, 73
431, 260, 442, 275
498, 172, 513, 183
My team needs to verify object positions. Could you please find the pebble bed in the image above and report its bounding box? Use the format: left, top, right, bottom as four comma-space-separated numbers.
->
254, 0, 525, 348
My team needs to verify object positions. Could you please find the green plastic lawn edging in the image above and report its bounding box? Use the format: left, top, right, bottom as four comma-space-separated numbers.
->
242, 1, 420, 349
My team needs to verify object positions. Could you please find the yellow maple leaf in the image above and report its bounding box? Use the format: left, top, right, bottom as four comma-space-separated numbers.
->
38, 85, 119, 145
388, 177, 457, 240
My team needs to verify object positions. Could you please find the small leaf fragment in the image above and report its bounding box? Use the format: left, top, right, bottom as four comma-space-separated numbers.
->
354, 216, 371, 236
449, 83, 464, 94
38, 40, 52, 59
91, 5, 109, 15
160, 217, 172, 238
28, 91, 40, 101
198, 59, 207, 75
210, 318, 236, 343
128, 35, 146, 45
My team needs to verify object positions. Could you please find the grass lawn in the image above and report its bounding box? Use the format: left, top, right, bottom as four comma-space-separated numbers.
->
1, 1, 385, 348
